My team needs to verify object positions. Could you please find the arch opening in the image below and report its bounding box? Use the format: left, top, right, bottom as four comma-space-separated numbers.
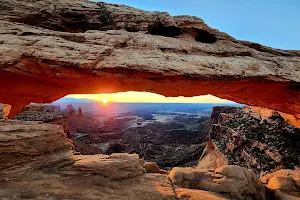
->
10, 93, 244, 169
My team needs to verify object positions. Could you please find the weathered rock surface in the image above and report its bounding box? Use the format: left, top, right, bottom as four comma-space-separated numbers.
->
175, 188, 230, 200
0, 170, 178, 200
0, 119, 75, 182
273, 191, 300, 200
72, 153, 146, 179
2, 119, 298, 200
196, 141, 227, 170
0, 120, 73, 170
142, 161, 161, 173
0, 119, 176, 199
261, 169, 300, 191
0, 103, 11, 120
0, 0, 299, 123
209, 106, 300, 176
210, 106, 240, 124
261, 169, 300, 200
243, 106, 300, 128
169, 165, 267, 200
13, 103, 64, 122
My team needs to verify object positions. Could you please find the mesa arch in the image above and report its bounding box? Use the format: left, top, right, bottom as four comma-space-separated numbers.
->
0, 0, 299, 126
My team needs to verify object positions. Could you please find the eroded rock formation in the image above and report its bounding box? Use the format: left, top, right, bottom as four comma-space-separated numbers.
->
1, 117, 299, 200
0, 119, 260, 200
0, 120, 74, 175
169, 165, 267, 200
13, 103, 64, 122
0, 103, 11, 120
243, 106, 300, 128
208, 106, 300, 177
261, 169, 300, 200
196, 141, 227, 170
0, 0, 299, 123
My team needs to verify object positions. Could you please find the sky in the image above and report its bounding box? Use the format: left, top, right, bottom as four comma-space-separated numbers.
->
99, 0, 300, 50
66, 93, 234, 103
63, 0, 299, 103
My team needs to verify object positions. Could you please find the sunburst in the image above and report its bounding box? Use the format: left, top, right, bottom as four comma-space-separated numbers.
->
101, 98, 108, 104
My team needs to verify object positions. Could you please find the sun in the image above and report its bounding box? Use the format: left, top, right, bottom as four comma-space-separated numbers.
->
101, 98, 108, 104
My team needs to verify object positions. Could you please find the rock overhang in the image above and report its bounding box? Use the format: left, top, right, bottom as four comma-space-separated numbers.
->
0, 0, 299, 125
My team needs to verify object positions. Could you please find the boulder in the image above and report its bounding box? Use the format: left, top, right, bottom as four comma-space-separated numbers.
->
261, 169, 300, 192
169, 165, 267, 200
143, 161, 161, 173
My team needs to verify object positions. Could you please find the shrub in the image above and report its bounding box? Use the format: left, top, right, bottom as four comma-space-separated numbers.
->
96, 2, 113, 26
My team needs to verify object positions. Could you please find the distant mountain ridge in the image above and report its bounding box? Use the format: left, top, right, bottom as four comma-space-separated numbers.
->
50, 98, 244, 115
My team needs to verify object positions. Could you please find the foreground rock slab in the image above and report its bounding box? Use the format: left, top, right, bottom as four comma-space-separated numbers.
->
72, 153, 146, 179
0, 171, 177, 200
175, 188, 230, 200
0, 120, 73, 171
0, 120, 176, 199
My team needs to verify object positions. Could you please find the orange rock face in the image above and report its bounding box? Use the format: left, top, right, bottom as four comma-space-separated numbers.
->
243, 106, 300, 127
0, 0, 299, 124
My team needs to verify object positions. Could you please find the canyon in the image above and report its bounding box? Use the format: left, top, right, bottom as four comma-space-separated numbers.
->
1, 103, 300, 200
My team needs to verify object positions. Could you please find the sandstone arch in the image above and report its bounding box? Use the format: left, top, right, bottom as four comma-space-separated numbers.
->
0, 0, 299, 125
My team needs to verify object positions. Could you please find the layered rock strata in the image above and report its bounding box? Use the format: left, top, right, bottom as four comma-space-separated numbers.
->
0, 0, 299, 125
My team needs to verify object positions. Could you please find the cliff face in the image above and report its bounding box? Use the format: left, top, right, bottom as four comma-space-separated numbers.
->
210, 106, 241, 124
0, 0, 299, 123
208, 106, 300, 177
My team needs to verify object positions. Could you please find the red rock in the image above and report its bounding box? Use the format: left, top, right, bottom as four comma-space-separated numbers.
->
143, 162, 161, 173
0, 1, 299, 126
218, 113, 232, 124
196, 141, 227, 170
211, 107, 240, 124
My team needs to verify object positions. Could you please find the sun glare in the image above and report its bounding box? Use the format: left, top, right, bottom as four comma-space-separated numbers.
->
102, 98, 108, 104
67, 92, 234, 103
